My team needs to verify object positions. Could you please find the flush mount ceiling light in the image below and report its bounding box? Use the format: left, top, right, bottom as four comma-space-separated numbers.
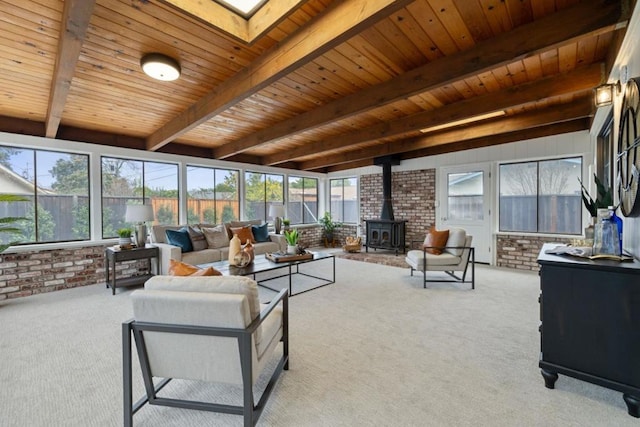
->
140, 53, 181, 81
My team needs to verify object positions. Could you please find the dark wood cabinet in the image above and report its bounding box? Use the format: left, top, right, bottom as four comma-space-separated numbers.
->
537, 244, 640, 417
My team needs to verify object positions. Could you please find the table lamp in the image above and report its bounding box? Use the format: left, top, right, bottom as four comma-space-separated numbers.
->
268, 204, 286, 234
125, 204, 154, 247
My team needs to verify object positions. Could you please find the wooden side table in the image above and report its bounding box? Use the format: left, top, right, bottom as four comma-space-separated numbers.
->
105, 245, 159, 295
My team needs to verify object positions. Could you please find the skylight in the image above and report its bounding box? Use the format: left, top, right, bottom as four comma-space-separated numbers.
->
215, 0, 267, 18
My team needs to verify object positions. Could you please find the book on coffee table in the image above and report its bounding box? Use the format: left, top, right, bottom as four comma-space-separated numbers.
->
265, 251, 314, 263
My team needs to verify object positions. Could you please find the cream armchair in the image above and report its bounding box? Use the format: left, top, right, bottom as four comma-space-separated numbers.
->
123, 275, 288, 426
405, 228, 475, 289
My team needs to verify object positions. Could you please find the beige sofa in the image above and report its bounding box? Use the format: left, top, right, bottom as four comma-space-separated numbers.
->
150, 221, 286, 274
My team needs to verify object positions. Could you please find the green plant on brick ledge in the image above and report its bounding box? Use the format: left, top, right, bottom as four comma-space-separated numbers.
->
0, 194, 27, 253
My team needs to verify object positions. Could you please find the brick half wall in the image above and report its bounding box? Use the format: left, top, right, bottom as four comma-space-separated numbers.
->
0, 245, 150, 300
496, 234, 572, 271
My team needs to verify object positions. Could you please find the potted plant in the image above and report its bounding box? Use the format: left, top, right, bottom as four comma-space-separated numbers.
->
319, 211, 341, 244
117, 228, 133, 248
578, 174, 613, 239
0, 194, 27, 253
282, 218, 291, 232
284, 229, 299, 254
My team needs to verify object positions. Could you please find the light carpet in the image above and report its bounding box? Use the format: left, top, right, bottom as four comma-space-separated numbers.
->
0, 258, 635, 426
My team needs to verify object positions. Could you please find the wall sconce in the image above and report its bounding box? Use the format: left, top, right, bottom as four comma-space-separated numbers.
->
594, 82, 621, 107
140, 53, 181, 81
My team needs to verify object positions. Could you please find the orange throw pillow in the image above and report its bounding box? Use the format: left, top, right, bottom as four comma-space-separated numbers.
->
190, 266, 222, 276
423, 227, 449, 255
169, 259, 222, 276
230, 225, 255, 244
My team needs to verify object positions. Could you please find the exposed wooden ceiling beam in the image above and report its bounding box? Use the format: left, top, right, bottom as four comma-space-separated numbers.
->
263, 63, 604, 165
146, 0, 414, 151
45, 0, 96, 138
400, 119, 591, 162
322, 118, 590, 173
214, 0, 626, 159
299, 97, 594, 170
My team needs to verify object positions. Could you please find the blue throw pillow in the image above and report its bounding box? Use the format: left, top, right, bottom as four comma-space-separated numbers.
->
165, 228, 193, 253
252, 223, 270, 242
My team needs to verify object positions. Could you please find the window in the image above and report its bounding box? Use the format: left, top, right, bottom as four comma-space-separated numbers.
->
597, 112, 614, 190
447, 171, 484, 220
244, 172, 284, 221
499, 157, 582, 234
330, 177, 358, 223
287, 176, 318, 224
186, 166, 239, 224
0, 146, 90, 244
101, 157, 178, 238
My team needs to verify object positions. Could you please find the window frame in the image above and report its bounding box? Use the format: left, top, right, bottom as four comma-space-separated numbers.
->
243, 171, 284, 222
329, 177, 358, 224
100, 156, 179, 239
498, 156, 583, 235
0, 145, 91, 245
287, 176, 318, 224
185, 165, 240, 224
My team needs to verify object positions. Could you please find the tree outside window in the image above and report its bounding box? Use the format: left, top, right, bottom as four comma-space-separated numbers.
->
0, 146, 90, 245
101, 157, 178, 238
244, 172, 283, 222
186, 166, 239, 224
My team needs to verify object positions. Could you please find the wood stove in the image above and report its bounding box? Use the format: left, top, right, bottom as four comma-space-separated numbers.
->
365, 219, 406, 254
365, 156, 406, 254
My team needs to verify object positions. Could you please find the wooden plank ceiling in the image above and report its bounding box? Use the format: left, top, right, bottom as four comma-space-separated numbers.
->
0, 0, 633, 172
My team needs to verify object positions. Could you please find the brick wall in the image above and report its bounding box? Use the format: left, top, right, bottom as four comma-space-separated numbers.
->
0, 245, 150, 300
360, 169, 436, 245
293, 224, 358, 248
496, 234, 571, 271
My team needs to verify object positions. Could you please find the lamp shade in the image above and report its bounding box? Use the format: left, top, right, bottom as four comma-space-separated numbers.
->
268, 204, 285, 219
125, 204, 154, 223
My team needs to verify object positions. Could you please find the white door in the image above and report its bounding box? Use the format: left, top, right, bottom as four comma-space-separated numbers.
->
438, 164, 492, 263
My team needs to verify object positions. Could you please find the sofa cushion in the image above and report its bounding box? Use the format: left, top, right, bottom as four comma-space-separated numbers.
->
406, 250, 462, 267
444, 228, 467, 256
150, 225, 185, 244
231, 225, 255, 244
169, 259, 221, 276
187, 226, 208, 251
182, 248, 223, 265
166, 228, 193, 253
202, 225, 229, 249
251, 223, 270, 242
423, 227, 449, 255
225, 220, 261, 239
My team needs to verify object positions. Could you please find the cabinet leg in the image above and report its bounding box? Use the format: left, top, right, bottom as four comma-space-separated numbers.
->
541, 369, 558, 389
623, 394, 640, 418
